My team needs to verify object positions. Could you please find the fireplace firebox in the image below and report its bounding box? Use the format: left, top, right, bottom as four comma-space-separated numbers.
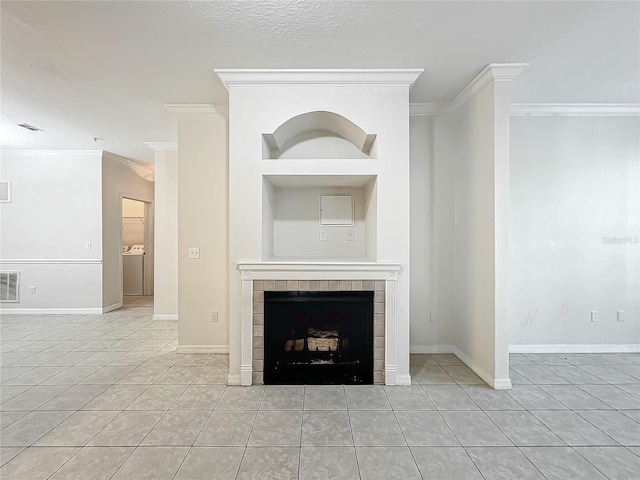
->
264, 291, 374, 384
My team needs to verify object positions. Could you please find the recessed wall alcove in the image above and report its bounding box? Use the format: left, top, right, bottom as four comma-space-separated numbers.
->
262, 111, 377, 159
262, 174, 377, 261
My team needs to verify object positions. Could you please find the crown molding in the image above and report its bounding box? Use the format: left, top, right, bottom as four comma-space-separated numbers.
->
164, 104, 228, 117
145, 142, 178, 151
452, 63, 529, 108
215, 69, 424, 89
511, 103, 640, 116
0, 149, 103, 157
409, 103, 452, 116
102, 151, 154, 181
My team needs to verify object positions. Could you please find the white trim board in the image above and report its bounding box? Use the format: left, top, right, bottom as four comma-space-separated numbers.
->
410, 345, 455, 354
452, 346, 512, 390
164, 104, 228, 117
409, 102, 640, 117
102, 303, 122, 314
215, 69, 424, 89
0, 259, 102, 265
176, 345, 229, 354
0, 308, 103, 315
410, 345, 511, 389
511, 103, 640, 116
145, 142, 178, 151
153, 314, 178, 321
510, 344, 640, 353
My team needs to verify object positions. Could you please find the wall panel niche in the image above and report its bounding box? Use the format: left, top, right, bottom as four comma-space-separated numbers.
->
262, 175, 377, 261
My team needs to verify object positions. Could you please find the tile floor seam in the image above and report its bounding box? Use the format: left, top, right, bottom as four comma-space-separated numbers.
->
513, 445, 552, 480
569, 445, 615, 480
459, 446, 489, 480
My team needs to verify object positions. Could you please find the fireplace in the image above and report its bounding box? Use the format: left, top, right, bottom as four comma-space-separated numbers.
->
264, 291, 373, 384
237, 263, 403, 386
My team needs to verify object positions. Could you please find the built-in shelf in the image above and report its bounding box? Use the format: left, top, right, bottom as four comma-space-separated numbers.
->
262, 175, 377, 262
262, 111, 377, 160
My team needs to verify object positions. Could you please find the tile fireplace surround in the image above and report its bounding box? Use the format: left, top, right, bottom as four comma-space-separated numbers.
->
237, 262, 403, 386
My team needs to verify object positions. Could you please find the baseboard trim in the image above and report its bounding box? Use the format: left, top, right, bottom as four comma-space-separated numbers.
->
410, 345, 455, 354
411, 345, 511, 389
153, 314, 178, 321
0, 307, 103, 315
102, 303, 122, 314
509, 344, 640, 353
493, 377, 513, 389
451, 346, 508, 389
176, 345, 229, 354
227, 374, 241, 386
395, 373, 412, 385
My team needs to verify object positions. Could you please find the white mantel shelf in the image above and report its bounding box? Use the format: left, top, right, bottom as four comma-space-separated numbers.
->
237, 261, 402, 280
236, 260, 405, 386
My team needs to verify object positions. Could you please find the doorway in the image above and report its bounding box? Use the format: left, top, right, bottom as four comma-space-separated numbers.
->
121, 198, 152, 304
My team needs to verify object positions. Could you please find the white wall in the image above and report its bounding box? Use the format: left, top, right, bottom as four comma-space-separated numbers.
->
510, 115, 640, 348
153, 148, 178, 319
177, 115, 229, 351
271, 186, 367, 259
0, 150, 103, 312
410, 115, 438, 348
102, 152, 154, 311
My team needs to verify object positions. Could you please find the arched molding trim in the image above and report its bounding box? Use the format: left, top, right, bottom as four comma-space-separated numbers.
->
263, 111, 376, 159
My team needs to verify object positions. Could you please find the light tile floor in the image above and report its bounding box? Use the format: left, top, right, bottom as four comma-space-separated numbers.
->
1, 303, 639, 479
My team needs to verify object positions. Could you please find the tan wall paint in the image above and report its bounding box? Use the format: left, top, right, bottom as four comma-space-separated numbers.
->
153, 149, 179, 318
177, 115, 229, 349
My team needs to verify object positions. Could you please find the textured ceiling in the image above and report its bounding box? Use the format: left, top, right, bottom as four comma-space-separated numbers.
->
1, 1, 638, 164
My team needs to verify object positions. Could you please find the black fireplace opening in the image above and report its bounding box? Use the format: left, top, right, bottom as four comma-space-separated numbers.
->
264, 290, 374, 385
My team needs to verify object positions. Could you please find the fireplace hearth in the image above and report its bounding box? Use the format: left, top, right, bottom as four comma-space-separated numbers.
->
264, 291, 374, 384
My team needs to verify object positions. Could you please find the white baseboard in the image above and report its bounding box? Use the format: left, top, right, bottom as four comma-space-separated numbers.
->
153, 314, 178, 321
102, 303, 122, 313
176, 345, 229, 354
227, 374, 241, 385
493, 377, 513, 389
451, 346, 509, 389
410, 345, 455, 354
0, 307, 103, 315
509, 344, 640, 353
410, 345, 510, 388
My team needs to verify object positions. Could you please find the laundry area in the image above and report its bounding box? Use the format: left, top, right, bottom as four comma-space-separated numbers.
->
122, 198, 145, 296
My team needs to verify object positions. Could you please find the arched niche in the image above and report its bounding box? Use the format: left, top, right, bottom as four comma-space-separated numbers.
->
263, 111, 377, 159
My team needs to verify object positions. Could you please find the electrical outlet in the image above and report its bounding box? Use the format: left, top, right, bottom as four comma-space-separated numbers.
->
347, 229, 354, 241
617, 310, 625, 322
319, 229, 327, 241
211, 311, 218, 322
429, 312, 437, 323
29, 286, 36, 295
86, 242, 92, 250
591, 311, 599, 322
188, 248, 200, 259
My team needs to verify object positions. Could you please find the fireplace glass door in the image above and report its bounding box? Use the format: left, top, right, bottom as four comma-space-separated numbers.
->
264, 291, 374, 384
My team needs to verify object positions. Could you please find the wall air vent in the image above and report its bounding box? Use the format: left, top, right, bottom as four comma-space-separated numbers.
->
0, 271, 20, 303
17, 123, 43, 132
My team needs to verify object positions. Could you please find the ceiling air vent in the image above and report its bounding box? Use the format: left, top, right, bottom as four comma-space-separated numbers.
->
0, 271, 20, 303
17, 123, 43, 132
